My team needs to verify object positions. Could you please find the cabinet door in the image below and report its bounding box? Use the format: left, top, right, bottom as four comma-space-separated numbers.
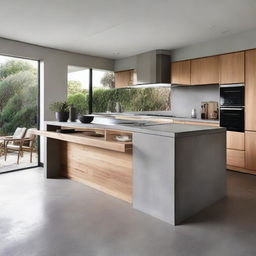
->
245, 50, 256, 131
171, 60, 190, 85
245, 131, 256, 170
220, 52, 244, 84
191, 56, 219, 85
115, 70, 134, 88
226, 131, 245, 150
227, 149, 245, 168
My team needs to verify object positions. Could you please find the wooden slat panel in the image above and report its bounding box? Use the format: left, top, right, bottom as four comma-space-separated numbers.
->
171, 60, 191, 85
191, 56, 219, 85
220, 52, 245, 84
61, 142, 132, 203
227, 149, 245, 168
226, 131, 245, 150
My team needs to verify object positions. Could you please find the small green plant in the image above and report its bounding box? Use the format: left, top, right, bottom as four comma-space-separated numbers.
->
49, 101, 69, 113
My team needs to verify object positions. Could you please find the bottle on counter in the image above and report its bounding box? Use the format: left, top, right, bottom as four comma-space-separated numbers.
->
201, 102, 208, 119
191, 108, 197, 118
115, 102, 122, 113
69, 104, 77, 122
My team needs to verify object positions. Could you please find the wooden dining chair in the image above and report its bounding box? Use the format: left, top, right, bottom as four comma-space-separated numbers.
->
3, 127, 27, 164
19, 128, 37, 163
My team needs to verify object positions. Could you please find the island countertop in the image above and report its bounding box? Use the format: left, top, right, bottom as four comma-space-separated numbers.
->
45, 120, 225, 138
41, 117, 226, 225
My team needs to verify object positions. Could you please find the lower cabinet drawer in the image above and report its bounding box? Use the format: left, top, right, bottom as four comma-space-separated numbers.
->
227, 149, 245, 168
227, 131, 245, 150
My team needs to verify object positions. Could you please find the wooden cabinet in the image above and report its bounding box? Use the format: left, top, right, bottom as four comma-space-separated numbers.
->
171, 60, 191, 85
115, 70, 135, 88
245, 50, 256, 131
226, 131, 245, 168
191, 56, 219, 85
245, 131, 256, 170
220, 52, 245, 84
226, 131, 245, 150
227, 149, 245, 168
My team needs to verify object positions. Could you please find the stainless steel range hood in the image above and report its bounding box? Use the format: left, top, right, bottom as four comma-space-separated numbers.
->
134, 50, 171, 86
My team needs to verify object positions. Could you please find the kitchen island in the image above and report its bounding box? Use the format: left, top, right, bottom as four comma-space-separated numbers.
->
36, 119, 226, 225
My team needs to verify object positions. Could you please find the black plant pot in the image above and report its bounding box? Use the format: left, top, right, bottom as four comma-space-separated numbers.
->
55, 112, 69, 122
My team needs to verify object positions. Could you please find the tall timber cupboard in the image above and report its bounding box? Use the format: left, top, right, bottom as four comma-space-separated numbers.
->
245, 50, 256, 172
220, 52, 246, 171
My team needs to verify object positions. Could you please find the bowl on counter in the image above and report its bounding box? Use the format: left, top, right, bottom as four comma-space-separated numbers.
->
78, 115, 94, 123
115, 135, 132, 142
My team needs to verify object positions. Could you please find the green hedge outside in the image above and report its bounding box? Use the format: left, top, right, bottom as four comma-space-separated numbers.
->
67, 87, 170, 114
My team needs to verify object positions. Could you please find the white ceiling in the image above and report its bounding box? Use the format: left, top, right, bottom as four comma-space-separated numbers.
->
1, 0, 256, 59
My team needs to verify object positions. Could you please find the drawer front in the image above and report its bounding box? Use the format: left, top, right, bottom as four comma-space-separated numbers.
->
226, 131, 245, 150
227, 149, 245, 168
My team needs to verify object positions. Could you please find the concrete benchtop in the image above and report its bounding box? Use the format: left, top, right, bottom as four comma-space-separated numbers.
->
45, 120, 225, 138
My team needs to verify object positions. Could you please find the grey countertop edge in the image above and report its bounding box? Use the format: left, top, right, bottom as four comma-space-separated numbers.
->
45, 121, 225, 138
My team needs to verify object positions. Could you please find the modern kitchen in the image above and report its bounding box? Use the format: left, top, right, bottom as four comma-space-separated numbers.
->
1, 1, 256, 256
33, 48, 255, 227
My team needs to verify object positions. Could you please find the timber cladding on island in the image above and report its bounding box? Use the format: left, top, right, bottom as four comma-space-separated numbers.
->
61, 141, 133, 203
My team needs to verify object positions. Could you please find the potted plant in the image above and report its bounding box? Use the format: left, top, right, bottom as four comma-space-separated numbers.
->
49, 101, 70, 122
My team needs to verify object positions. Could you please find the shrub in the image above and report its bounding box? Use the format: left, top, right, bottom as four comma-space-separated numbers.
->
0, 61, 38, 136
67, 93, 89, 114
92, 87, 170, 112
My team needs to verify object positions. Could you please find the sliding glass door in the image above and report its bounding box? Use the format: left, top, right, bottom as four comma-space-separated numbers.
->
0, 55, 39, 173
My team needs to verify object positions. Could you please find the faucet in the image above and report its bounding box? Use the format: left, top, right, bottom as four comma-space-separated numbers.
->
115, 102, 122, 113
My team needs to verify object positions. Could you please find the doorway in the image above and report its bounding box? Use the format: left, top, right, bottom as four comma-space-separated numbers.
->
0, 55, 39, 173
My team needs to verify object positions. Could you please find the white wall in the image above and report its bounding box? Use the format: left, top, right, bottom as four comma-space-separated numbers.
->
0, 37, 114, 163
171, 85, 219, 118
171, 28, 256, 61
114, 28, 256, 68
114, 55, 136, 71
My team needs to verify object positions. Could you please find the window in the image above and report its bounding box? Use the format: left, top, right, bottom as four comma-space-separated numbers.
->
67, 67, 171, 115
92, 69, 171, 113
67, 66, 89, 115
0, 55, 39, 173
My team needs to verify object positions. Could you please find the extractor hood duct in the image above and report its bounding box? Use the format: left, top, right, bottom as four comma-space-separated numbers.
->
135, 50, 171, 85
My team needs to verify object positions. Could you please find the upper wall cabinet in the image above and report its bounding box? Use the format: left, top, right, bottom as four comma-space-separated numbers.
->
220, 52, 245, 84
191, 56, 219, 85
171, 60, 191, 85
115, 70, 135, 88
245, 49, 256, 131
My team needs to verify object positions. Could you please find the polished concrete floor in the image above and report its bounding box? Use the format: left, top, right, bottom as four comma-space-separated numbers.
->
0, 168, 256, 256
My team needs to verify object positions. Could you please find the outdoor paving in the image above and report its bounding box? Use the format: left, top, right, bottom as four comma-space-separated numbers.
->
0, 152, 38, 173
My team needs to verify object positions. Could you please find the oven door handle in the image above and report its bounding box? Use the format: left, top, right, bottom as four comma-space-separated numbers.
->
220, 108, 244, 111
220, 84, 245, 88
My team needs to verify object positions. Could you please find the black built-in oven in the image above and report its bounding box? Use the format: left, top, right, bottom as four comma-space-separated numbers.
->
220, 84, 244, 107
220, 84, 245, 132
